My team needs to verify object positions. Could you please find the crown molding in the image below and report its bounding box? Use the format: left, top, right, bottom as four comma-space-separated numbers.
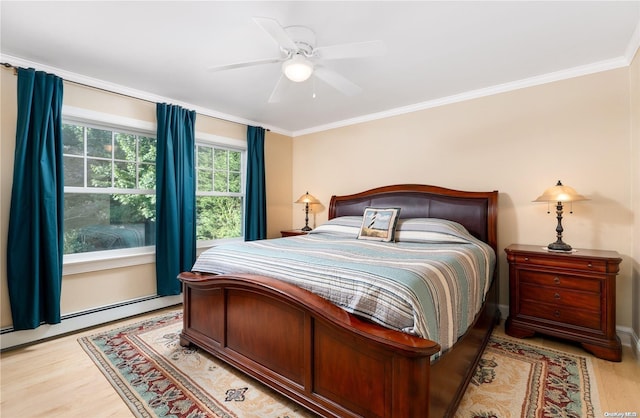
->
0, 54, 292, 137
4, 30, 637, 140
292, 55, 631, 137
625, 19, 640, 63
293, 17, 640, 137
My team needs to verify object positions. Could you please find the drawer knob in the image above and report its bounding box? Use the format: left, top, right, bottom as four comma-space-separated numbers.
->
587, 262, 593, 269
554, 276, 560, 284
554, 293, 561, 300
554, 310, 561, 317
524, 257, 529, 261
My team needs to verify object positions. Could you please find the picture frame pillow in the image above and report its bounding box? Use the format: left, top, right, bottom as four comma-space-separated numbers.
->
357, 207, 401, 242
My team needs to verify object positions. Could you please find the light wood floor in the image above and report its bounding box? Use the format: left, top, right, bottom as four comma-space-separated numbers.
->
1, 307, 639, 417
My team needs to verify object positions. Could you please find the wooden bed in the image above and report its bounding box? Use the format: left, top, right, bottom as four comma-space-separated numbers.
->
178, 184, 499, 417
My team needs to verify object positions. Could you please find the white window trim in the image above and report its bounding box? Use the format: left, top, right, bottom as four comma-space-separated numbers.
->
61, 107, 247, 275
63, 106, 156, 133
196, 131, 246, 150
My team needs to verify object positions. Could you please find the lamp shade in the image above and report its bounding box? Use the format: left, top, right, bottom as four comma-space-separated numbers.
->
295, 192, 320, 204
282, 55, 314, 82
533, 180, 588, 203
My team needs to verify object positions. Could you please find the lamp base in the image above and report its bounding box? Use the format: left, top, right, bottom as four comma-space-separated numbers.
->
301, 225, 312, 232
547, 241, 573, 252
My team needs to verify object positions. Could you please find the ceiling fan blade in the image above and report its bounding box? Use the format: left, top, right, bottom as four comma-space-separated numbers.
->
253, 17, 298, 51
314, 66, 362, 96
314, 40, 386, 60
268, 74, 291, 103
207, 57, 283, 72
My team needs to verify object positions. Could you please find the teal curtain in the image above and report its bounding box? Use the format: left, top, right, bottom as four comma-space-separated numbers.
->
7, 68, 64, 330
155, 103, 196, 295
244, 126, 266, 241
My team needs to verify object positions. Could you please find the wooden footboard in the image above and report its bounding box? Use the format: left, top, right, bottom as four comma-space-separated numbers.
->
179, 271, 441, 418
179, 271, 499, 417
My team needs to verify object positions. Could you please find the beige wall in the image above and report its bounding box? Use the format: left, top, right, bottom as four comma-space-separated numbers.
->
631, 49, 640, 341
0, 72, 292, 328
265, 130, 294, 238
1, 70, 18, 328
293, 67, 635, 329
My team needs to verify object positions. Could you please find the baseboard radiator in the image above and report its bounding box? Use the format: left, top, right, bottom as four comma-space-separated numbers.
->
0, 295, 182, 351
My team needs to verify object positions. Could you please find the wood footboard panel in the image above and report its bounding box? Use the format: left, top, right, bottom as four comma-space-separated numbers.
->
179, 272, 440, 418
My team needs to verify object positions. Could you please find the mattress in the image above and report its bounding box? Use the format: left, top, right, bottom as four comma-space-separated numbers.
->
192, 217, 496, 355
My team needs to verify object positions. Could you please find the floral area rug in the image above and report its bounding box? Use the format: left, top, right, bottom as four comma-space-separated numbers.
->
79, 311, 600, 418
456, 335, 601, 418
78, 311, 315, 418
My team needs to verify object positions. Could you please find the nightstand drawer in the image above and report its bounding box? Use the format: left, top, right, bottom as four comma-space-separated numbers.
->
520, 302, 601, 330
514, 254, 608, 272
519, 270, 601, 293
520, 283, 600, 310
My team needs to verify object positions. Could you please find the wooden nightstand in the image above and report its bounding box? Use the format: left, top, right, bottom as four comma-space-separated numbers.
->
280, 229, 310, 237
505, 244, 622, 361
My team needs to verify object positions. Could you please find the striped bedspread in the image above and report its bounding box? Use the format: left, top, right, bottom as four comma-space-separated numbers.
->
192, 217, 495, 356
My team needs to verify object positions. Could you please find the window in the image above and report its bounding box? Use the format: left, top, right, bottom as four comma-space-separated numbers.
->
195, 143, 244, 241
62, 122, 156, 255
61, 113, 246, 263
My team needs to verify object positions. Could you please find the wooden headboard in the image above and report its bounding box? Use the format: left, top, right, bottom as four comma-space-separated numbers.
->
328, 184, 498, 252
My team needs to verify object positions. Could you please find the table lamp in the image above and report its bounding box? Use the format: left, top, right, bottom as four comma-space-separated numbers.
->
295, 191, 320, 231
533, 180, 588, 252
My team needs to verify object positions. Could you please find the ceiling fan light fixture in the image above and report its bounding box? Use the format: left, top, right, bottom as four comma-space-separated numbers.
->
282, 54, 313, 82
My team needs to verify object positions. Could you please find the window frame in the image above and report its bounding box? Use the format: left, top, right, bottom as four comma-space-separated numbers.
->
61, 107, 247, 275
194, 133, 247, 250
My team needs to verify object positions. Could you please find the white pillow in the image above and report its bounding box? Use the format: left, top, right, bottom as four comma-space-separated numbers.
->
310, 216, 362, 237
394, 218, 471, 243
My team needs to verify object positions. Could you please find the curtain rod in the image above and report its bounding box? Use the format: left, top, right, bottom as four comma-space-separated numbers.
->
1, 61, 269, 132
2, 62, 18, 75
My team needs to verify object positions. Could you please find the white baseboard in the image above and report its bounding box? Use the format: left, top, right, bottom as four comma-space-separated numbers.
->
497, 303, 509, 324
0, 295, 182, 351
616, 325, 640, 358
497, 304, 640, 358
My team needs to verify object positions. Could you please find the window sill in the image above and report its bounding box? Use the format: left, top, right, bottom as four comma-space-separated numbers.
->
62, 237, 244, 275
63, 247, 155, 275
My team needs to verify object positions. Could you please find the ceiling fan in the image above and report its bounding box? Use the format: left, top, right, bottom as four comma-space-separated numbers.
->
208, 17, 386, 103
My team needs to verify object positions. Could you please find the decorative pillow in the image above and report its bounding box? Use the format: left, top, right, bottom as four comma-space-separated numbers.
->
357, 207, 401, 242
310, 216, 362, 237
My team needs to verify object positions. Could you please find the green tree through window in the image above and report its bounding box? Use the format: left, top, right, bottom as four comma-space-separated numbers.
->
63, 123, 157, 254
196, 144, 243, 240
62, 121, 244, 255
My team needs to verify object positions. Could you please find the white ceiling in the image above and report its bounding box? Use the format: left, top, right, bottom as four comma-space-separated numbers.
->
1, 1, 639, 136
